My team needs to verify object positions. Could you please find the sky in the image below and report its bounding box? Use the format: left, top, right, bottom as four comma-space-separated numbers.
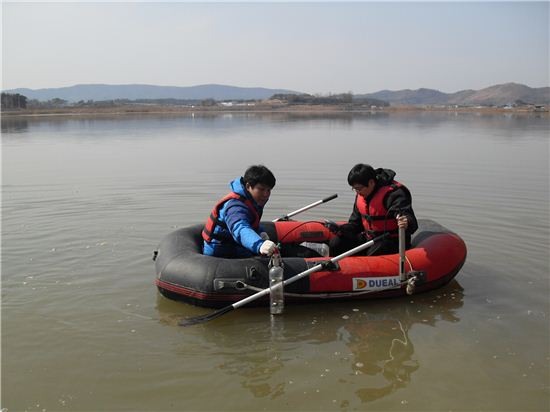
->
2, 1, 549, 94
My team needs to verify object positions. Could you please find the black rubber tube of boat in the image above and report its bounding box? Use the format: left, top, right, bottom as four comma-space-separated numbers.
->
179, 232, 388, 327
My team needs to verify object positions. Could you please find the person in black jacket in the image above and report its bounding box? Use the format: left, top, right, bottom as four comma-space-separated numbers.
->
328, 164, 418, 256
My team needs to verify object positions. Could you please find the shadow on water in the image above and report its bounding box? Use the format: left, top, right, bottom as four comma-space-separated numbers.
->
155, 281, 464, 404
1, 116, 29, 133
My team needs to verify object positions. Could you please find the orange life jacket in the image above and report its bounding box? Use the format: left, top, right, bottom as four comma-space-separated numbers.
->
202, 192, 260, 243
355, 181, 403, 239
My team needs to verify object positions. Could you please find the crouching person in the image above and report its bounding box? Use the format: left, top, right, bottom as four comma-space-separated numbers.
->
202, 165, 278, 258
329, 163, 418, 256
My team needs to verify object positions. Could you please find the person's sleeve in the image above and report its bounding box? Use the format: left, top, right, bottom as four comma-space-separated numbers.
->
339, 199, 363, 239
224, 200, 264, 254
346, 199, 363, 230
385, 187, 418, 235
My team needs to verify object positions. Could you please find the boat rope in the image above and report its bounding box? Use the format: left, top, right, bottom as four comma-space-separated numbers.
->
275, 219, 416, 273
277, 220, 327, 245
405, 255, 414, 272
239, 268, 421, 297
268, 218, 420, 297
239, 280, 407, 299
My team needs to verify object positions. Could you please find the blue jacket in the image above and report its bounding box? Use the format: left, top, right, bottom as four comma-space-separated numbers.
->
203, 177, 266, 258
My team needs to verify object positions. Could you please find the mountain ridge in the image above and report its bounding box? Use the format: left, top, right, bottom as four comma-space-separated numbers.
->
359, 82, 549, 106
4, 82, 549, 106
4, 83, 301, 103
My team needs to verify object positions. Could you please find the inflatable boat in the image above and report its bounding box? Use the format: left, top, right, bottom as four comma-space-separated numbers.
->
154, 219, 467, 308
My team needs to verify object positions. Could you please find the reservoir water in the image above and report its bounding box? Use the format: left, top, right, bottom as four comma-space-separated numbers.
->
2, 111, 549, 411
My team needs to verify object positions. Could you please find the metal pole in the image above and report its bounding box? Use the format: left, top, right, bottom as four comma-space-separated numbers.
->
273, 194, 337, 222
399, 225, 406, 281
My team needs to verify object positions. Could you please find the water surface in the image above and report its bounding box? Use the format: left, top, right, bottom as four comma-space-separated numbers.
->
2, 111, 549, 411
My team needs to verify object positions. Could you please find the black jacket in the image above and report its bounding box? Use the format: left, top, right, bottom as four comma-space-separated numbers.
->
341, 168, 418, 239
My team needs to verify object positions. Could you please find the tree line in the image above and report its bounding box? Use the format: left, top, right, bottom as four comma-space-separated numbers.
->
271, 93, 353, 105
270, 93, 389, 107
1, 93, 28, 109
1, 93, 71, 110
1, 92, 390, 111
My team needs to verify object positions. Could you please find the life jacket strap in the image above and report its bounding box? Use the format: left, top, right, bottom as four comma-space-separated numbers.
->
360, 213, 392, 222
209, 212, 228, 229
202, 227, 233, 242
364, 228, 399, 239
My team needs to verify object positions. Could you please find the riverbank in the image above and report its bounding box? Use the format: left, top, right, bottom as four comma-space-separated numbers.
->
2, 103, 547, 117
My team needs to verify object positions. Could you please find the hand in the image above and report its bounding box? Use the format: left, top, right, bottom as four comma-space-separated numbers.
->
397, 214, 408, 229
260, 240, 277, 256
260, 232, 270, 240
324, 219, 341, 235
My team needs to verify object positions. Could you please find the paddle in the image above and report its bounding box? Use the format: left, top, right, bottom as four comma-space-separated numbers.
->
179, 232, 388, 326
398, 225, 406, 282
272, 194, 337, 222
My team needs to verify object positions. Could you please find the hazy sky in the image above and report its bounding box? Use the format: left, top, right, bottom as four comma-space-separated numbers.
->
2, 1, 549, 94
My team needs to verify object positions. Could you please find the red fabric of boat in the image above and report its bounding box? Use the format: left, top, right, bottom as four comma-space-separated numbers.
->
274, 221, 335, 243
306, 233, 466, 293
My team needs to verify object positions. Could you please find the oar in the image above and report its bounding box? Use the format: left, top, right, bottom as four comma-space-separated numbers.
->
272, 194, 338, 222
398, 225, 406, 282
179, 233, 388, 327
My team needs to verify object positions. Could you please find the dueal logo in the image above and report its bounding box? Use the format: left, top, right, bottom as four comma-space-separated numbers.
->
353, 276, 400, 291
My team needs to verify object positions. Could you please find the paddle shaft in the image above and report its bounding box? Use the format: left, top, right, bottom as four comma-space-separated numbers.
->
272, 194, 337, 222
179, 232, 388, 326
233, 234, 384, 309
399, 226, 406, 281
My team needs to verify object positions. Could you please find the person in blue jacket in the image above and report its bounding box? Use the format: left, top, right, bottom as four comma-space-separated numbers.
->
202, 165, 278, 258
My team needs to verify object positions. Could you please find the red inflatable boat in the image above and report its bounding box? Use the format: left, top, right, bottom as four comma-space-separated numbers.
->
154, 219, 467, 308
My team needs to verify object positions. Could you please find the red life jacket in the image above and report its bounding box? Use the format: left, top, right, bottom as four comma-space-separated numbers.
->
355, 181, 403, 239
202, 192, 260, 243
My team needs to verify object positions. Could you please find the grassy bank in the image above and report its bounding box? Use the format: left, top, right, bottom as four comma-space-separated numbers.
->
1, 103, 547, 117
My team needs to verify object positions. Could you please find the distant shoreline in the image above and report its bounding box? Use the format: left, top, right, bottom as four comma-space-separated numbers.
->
1, 104, 547, 118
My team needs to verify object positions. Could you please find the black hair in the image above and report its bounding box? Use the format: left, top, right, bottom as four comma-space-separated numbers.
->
243, 165, 276, 188
347, 163, 376, 186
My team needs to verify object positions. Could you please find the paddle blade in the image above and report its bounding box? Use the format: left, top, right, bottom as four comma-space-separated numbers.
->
178, 305, 234, 327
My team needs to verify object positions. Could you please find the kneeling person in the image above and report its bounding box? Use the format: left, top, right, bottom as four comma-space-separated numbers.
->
329, 163, 418, 256
202, 165, 277, 258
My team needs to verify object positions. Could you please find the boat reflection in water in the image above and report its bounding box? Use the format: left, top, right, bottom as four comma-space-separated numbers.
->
156, 281, 463, 404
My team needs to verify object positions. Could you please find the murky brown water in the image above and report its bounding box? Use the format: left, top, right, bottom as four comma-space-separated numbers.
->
2, 112, 549, 411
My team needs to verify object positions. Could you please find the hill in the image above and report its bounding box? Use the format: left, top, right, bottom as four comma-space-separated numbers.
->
359, 83, 549, 106
4, 83, 300, 103
4, 82, 549, 108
